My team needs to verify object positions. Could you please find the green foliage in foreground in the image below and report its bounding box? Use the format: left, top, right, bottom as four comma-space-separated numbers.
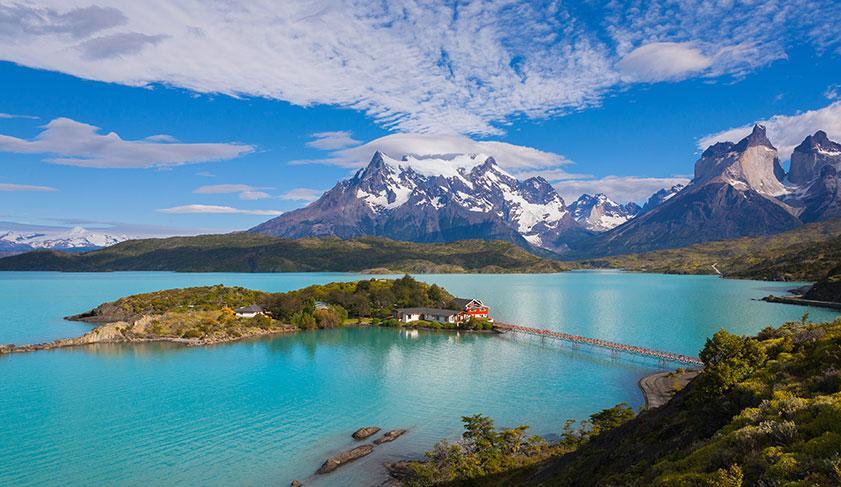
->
403, 318, 841, 486
580, 219, 841, 281
0, 233, 570, 274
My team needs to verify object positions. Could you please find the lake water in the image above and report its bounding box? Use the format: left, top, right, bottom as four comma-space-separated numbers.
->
1, 271, 838, 485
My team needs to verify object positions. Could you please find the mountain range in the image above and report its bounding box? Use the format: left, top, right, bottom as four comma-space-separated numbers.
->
251, 151, 584, 253
251, 125, 841, 257
0, 227, 128, 256
579, 126, 841, 256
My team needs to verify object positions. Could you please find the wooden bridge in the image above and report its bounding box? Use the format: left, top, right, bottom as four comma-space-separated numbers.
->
493, 322, 704, 367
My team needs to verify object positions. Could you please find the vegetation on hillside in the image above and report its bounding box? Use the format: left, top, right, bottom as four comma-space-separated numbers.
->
805, 266, 841, 303
0, 234, 570, 273
579, 220, 841, 281
400, 317, 841, 486
68, 276, 486, 342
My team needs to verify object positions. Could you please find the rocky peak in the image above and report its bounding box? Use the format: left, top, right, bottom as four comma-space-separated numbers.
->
640, 184, 685, 213
694, 124, 785, 197
734, 124, 775, 152
569, 193, 640, 232
789, 131, 841, 186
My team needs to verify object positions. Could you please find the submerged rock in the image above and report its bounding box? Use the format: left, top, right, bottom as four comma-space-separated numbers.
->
374, 429, 408, 445
386, 460, 414, 480
352, 426, 381, 440
316, 445, 374, 474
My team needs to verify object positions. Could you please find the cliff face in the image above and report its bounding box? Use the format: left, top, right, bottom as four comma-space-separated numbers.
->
575, 125, 800, 256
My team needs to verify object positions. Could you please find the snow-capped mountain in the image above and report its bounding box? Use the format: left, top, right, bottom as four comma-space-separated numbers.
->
568, 193, 641, 231
251, 151, 581, 252
0, 227, 128, 252
639, 184, 685, 214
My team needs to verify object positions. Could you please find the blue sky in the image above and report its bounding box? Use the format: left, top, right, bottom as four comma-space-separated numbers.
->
1, 1, 840, 237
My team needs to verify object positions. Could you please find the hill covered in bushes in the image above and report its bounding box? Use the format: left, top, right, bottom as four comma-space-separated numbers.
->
400, 317, 841, 486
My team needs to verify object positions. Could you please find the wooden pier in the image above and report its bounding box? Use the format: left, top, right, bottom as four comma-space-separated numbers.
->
493, 322, 704, 367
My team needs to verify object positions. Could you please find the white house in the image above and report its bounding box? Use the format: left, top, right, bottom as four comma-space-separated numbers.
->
234, 304, 266, 318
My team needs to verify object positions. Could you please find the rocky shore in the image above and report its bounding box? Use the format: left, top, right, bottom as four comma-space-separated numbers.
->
0, 320, 297, 355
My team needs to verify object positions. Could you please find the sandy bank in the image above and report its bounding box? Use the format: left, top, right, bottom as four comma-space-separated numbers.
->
639, 369, 700, 409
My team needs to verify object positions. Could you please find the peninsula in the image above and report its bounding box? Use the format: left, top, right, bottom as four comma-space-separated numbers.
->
0, 277, 495, 354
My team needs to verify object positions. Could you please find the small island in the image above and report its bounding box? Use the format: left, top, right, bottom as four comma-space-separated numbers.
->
0, 276, 495, 354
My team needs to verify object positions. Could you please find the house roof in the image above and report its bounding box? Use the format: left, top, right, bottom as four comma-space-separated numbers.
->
452, 298, 483, 308
397, 307, 461, 316
235, 304, 264, 313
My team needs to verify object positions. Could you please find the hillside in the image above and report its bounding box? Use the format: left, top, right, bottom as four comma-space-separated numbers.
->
400, 318, 841, 486
0, 233, 570, 273
581, 219, 841, 281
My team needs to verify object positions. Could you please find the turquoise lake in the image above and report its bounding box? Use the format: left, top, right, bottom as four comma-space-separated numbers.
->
1, 271, 838, 485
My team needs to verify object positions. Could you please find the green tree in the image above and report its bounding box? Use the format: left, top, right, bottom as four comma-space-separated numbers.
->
697, 329, 767, 398
588, 402, 635, 435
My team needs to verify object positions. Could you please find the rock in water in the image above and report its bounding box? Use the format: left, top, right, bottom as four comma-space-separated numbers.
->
351, 426, 381, 440
290, 481, 301, 487
316, 445, 375, 474
373, 429, 408, 445
386, 460, 414, 480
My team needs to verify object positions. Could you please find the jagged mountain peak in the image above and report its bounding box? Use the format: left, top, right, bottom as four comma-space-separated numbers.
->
735, 124, 775, 151
569, 193, 640, 232
251, 150, 579, 252
789, 130, 841, 186
694, 124, 786, 197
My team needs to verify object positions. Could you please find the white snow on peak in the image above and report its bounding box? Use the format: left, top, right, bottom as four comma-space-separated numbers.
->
0, 227, 128, 249
380, 152, 490, 179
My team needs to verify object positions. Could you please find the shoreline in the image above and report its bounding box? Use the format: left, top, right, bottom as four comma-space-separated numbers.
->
0, 322, 299, 355
638, 369, 700, 409
761, 295, 841, 310
0, 321, 498, 356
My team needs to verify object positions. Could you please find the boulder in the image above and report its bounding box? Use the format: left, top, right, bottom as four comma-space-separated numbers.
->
352, 426, 381, 440
316, 445, 375, 474
373, 429, 408, 445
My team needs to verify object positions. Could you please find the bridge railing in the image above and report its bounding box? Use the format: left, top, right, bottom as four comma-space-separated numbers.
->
493, 323, 703, 367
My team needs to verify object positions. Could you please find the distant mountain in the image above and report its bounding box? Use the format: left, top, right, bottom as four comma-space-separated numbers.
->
0, 227, 127, 254
0, 234, 570, 273
568, 193, 640, 231
251, 151, 582, 252
639, 184, 685, 214
576, 125, 802, 256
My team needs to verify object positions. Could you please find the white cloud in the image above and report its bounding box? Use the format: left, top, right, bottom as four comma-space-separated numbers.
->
306, 131, 361, 150
0, 183, 58, 192
296, 133, 575, 175
698, 101, 841, 160
554, 176, 691, 204
196, 170, 215, 177
1, 1, 834, 135
194, 183, 271, 200
0, 117, 254, 168
617, 42, 712, 82
157, 204, 281, 216
280, 188, 325, 202
239, 190, 270, 200
0, 112, 39, 120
